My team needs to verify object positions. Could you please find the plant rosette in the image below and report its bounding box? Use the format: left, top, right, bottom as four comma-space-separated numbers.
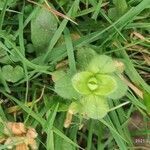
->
69, 55, 128, 120
54, 54, 128, 120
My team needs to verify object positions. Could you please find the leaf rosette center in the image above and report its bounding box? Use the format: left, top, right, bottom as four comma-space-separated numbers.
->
87, 77, 98, 91
72, 71, 117, 96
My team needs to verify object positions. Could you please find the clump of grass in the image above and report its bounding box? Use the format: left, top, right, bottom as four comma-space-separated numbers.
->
0, 0, 150, 149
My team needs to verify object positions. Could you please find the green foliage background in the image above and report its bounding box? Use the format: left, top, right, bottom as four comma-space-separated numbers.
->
0, 0, 150, 149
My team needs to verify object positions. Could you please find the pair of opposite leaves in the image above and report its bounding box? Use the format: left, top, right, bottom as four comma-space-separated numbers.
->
54, 54, 128, 120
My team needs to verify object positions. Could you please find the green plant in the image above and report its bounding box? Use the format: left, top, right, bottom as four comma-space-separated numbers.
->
108, 0, 128, 20
0, 0, 149, 149
1, 65, 24, 83
31, 7, 58, 55
53, 49, 128, 120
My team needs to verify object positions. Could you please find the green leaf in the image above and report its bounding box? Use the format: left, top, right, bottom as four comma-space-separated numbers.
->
113, 0, 128, 16
54, 72, 79, 99
76, 46, 97, 70
88, 55, 116, 74
72, 71, 93, 95
0, 0, 18, 8
53, 127, 81, 150
107, 75, 128, 99
44, 95, 69, 112
143, 91, 150, 113
9, 48, 21, 62
108, 8, 118, 21
0, 47, 11, 64
52, 70, 66, 82
72, 72, 117, 96
0, 70, 10, 93
62, 139, 75, 150
31, 7, 58, 54
80, 95, 109, 119
94, 74, 117, 96
1, 65, 24, 83
108, 0, 128, 20
26, 43, 35, 53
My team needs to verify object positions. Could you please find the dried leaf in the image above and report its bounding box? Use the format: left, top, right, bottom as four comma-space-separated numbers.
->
26, 128, 38, 139
16, 143, 29, 150
4, 122, 26, 135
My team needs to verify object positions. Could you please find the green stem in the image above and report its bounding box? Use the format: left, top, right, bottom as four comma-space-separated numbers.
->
0, 0, 8, 30
98, 122, 104, 150
87, 120, 94, 150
